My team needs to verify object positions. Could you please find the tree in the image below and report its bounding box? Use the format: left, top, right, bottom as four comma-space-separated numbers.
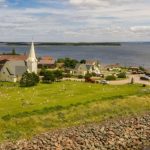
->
20, 72, 39, 87
32, 72, 40, 83
42, 71, 55, 83
12, 48, 16, 55
85, 73, 92, 82
80, 59, 86, 64
139, 66, 146, 72
53, 70, 63, 81
78, 75, 83, 79
64, 58, 78, 69
57, 58, 65, 63
57, 58, 78, 69
105, 75, 116, 81
39, 67, 46, 76
118, 72, 126, 78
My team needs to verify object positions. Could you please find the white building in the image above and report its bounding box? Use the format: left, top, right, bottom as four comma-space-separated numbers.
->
73, 60, 101, 76
0, 42, 38, 82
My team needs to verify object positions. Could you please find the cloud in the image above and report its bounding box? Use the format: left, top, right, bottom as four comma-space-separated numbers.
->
0, 0, 7, 7
0, 0, 150, 41
129, 26, 150, 38
68, 0, 144, 8
130, 26, 150, 32
69, 0, 109, 7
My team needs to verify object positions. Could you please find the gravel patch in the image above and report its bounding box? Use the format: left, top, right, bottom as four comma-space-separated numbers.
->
0, 113, 150, 150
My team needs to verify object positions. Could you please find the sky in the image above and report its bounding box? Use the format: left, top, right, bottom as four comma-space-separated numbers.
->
0, 0, 150, 42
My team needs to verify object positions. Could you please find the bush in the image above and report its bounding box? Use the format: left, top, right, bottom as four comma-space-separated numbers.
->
39, 68, 46, 76
92, 72, 97, 77
57, 58, 78, 69
20, 72, 39, 87
40, 69, 63, 82
105, 75, 116, 81
42, 71, 55, 83
139, 66, 146, 72
2, 114, 11, 121
63, 73, 71, 78
85, 73, 92, 82
118, 72, 126, 78
78, 75, 83, 79
53, 70, 63, 81
80, 59, 86, 64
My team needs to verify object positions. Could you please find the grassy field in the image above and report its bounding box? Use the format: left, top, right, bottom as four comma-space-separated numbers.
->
0, 81, 150, 142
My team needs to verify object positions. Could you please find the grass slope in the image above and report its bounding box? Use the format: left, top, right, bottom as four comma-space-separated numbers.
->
0, 81, 150, 141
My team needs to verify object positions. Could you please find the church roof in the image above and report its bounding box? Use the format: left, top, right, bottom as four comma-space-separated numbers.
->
41, 56, 54, 60
0, 55, 27, 61
38, 56, 55, 65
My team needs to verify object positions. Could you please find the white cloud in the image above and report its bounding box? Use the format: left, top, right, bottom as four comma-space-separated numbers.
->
69, 0, 109, 7
0, 0, 150, 41
0, 0, 7, 7
130, 26, 150, 32
68, 0, 144, 7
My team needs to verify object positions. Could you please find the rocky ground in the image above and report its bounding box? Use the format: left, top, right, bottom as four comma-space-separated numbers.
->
0, 113, 150, 150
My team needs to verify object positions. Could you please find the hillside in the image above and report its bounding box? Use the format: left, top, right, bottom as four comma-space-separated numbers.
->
0, 81, 149, 142
1, 113, 149, 150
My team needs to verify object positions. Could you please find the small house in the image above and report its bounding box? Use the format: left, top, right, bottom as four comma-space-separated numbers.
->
73, 60, 101, 76
38, 56, 56, 68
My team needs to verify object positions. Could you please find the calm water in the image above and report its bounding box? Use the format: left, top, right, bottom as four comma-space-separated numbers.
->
0, 43, 150, 68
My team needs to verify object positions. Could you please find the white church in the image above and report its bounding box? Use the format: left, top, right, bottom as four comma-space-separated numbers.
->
0, 42, 38, 82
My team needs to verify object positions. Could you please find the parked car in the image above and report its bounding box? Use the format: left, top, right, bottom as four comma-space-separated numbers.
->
100, 80, 109, 85
140, 76, 150, 81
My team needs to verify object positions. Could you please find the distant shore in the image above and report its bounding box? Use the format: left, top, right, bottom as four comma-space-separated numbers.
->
0, 42, 121, 46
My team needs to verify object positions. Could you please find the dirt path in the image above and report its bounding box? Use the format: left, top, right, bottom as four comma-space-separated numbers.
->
110, 75, 150, 85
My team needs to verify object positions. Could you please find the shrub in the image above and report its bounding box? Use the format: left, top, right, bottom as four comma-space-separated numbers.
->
118, 72, 126, 78
85, 73, 92, 82
105, 75, 116, 81
20, 72, 39, 87
53, 70, 63, 81
40, 70, 63, 82
78, 75, 83, 79
80, 59, 86, 64
2, 114, 11, 121
42, 71, 55, 83
63, 73, 71, 78
92, 72, 97, 77
139, 66, 146, 72
57, 58, 78, 69
39, 68, 46, 76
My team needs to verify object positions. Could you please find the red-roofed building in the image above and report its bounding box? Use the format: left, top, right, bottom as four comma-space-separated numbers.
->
0, 55, 27, 61
0, 55, 28, 75
38, 56, 56, 68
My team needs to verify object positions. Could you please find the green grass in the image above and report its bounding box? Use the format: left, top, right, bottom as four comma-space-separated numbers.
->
0, 81, 150, 141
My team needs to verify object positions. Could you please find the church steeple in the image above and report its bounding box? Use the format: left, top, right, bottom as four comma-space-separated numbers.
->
27, 42, 37, 62
26, 42, 38, 74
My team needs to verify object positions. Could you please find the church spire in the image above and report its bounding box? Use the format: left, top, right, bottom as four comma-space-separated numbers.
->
27, 42, 37, 62
26, 41, 38, 74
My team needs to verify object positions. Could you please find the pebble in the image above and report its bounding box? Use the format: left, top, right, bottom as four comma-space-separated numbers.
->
0, 113, 150, 150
